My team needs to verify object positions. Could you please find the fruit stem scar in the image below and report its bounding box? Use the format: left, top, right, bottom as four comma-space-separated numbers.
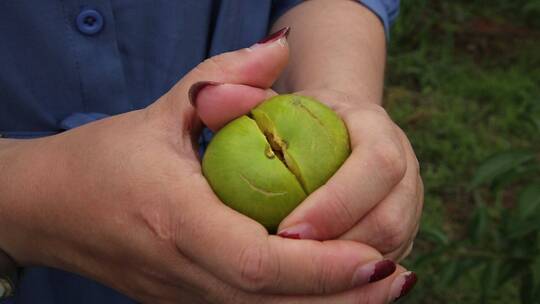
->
239, 174, 288, 197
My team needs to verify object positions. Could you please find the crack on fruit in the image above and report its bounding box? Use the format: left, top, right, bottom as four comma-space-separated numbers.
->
239, 174, 288, 197
249, 112, 309, 194
264, 131, 286, 162
262, 130, 309, 194
291, 98, 335, 155
282, 151, 309, 194
264, 145, 275, 159
291, 98, 324, 127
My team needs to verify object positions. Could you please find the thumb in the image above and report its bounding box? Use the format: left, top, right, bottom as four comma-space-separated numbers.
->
158, 27, 290, 118
190, 83, 277, 131
175, 174, 394, 295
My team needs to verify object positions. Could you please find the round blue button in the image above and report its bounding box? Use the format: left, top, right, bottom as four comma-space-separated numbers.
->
76, 9, 104, 35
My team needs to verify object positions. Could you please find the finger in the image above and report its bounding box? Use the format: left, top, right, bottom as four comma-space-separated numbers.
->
143, 255, 414, 304
399, 128, 424, 228
265, 265, 416, 304
157, 27, 290, 117
396, 238, 415, 262
192, 83, 277, 131
173, 174, 396, 295
382, 222, 418, 262
277, 106, 407, 240
387, 188, 420, 262
144, 249, 401, 304
339, 130, 423, 255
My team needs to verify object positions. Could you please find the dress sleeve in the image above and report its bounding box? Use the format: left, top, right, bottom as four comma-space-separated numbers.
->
270, 0, 400, 39
270, 0, 303, 25
358, 0, 400, 38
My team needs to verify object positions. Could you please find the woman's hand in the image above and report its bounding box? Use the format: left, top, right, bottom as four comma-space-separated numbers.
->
252, 0, 424, 261
196, 85, 424, 262
276, 89, 424, 261
0, 32, 415, 303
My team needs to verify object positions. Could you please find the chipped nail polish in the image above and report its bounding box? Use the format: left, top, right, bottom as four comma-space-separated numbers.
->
250, 27, 290, 49
390, 271, 418, 302
277, 222, 315, 240
257, 26, 290, 44
277, 231, 301, 239
351, 259, 396, 286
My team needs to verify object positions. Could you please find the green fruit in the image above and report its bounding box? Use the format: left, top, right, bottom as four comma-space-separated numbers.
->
202, 94, 351, 232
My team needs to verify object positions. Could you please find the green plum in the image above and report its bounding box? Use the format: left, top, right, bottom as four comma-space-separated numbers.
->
202, 94, 351, 232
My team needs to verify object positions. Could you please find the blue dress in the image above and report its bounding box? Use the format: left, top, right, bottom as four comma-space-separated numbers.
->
0, 1, 399, 302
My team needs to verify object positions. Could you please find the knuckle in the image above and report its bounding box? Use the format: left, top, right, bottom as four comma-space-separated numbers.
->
236, 243, 276, 292
398, 128, 421, 175
371, 141, 407, 185
310, 244, 340, 294
314, 255, 334, 294
374, 211, 408, 254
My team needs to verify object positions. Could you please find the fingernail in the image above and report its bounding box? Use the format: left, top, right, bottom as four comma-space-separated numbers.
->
188, 81, 222, 107
277, 231, 300, 239
389, 271, 417, 302
251, 27, 290, 48
277, 222, 316, 240
351, 259, 396, 286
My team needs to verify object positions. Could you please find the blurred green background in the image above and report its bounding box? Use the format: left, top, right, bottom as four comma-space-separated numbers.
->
386, 1, 540, 303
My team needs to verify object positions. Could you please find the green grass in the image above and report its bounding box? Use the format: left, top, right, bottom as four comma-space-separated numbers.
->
386, 1, 540, 303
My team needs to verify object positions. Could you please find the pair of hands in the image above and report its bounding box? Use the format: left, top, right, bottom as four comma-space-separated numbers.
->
0, 32, 422, 303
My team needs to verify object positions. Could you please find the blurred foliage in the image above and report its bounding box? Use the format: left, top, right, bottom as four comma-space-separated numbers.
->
385, 0, 540, 303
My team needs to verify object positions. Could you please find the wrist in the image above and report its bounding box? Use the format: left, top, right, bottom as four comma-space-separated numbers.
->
272, 0, 386, 105
277, 69, 382, 105
294, 87, 383, 109
0, 139, 30, 299
0, 137, 59, 266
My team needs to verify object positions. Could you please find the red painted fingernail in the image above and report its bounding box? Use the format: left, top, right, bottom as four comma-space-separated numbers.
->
391, 272, 417, 302
370, 260, 397, 283
277, 223, 316, 240
351, 259, 396, 286
256, 26, 290, 45
278, 231, 301, 239
188, 81, 222, 107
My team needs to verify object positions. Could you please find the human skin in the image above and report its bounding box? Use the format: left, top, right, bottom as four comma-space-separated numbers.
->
199, 0, 424, 262
274, 0, 424, 261
0, 30, 414, 303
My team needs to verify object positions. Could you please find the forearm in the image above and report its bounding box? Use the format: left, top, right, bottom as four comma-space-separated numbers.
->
272, 0, 386, 104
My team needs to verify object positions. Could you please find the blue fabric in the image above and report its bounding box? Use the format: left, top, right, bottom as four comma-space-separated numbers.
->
361, 0, 400, 38
0, 0, 399, 303
75, 9, 105, 35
